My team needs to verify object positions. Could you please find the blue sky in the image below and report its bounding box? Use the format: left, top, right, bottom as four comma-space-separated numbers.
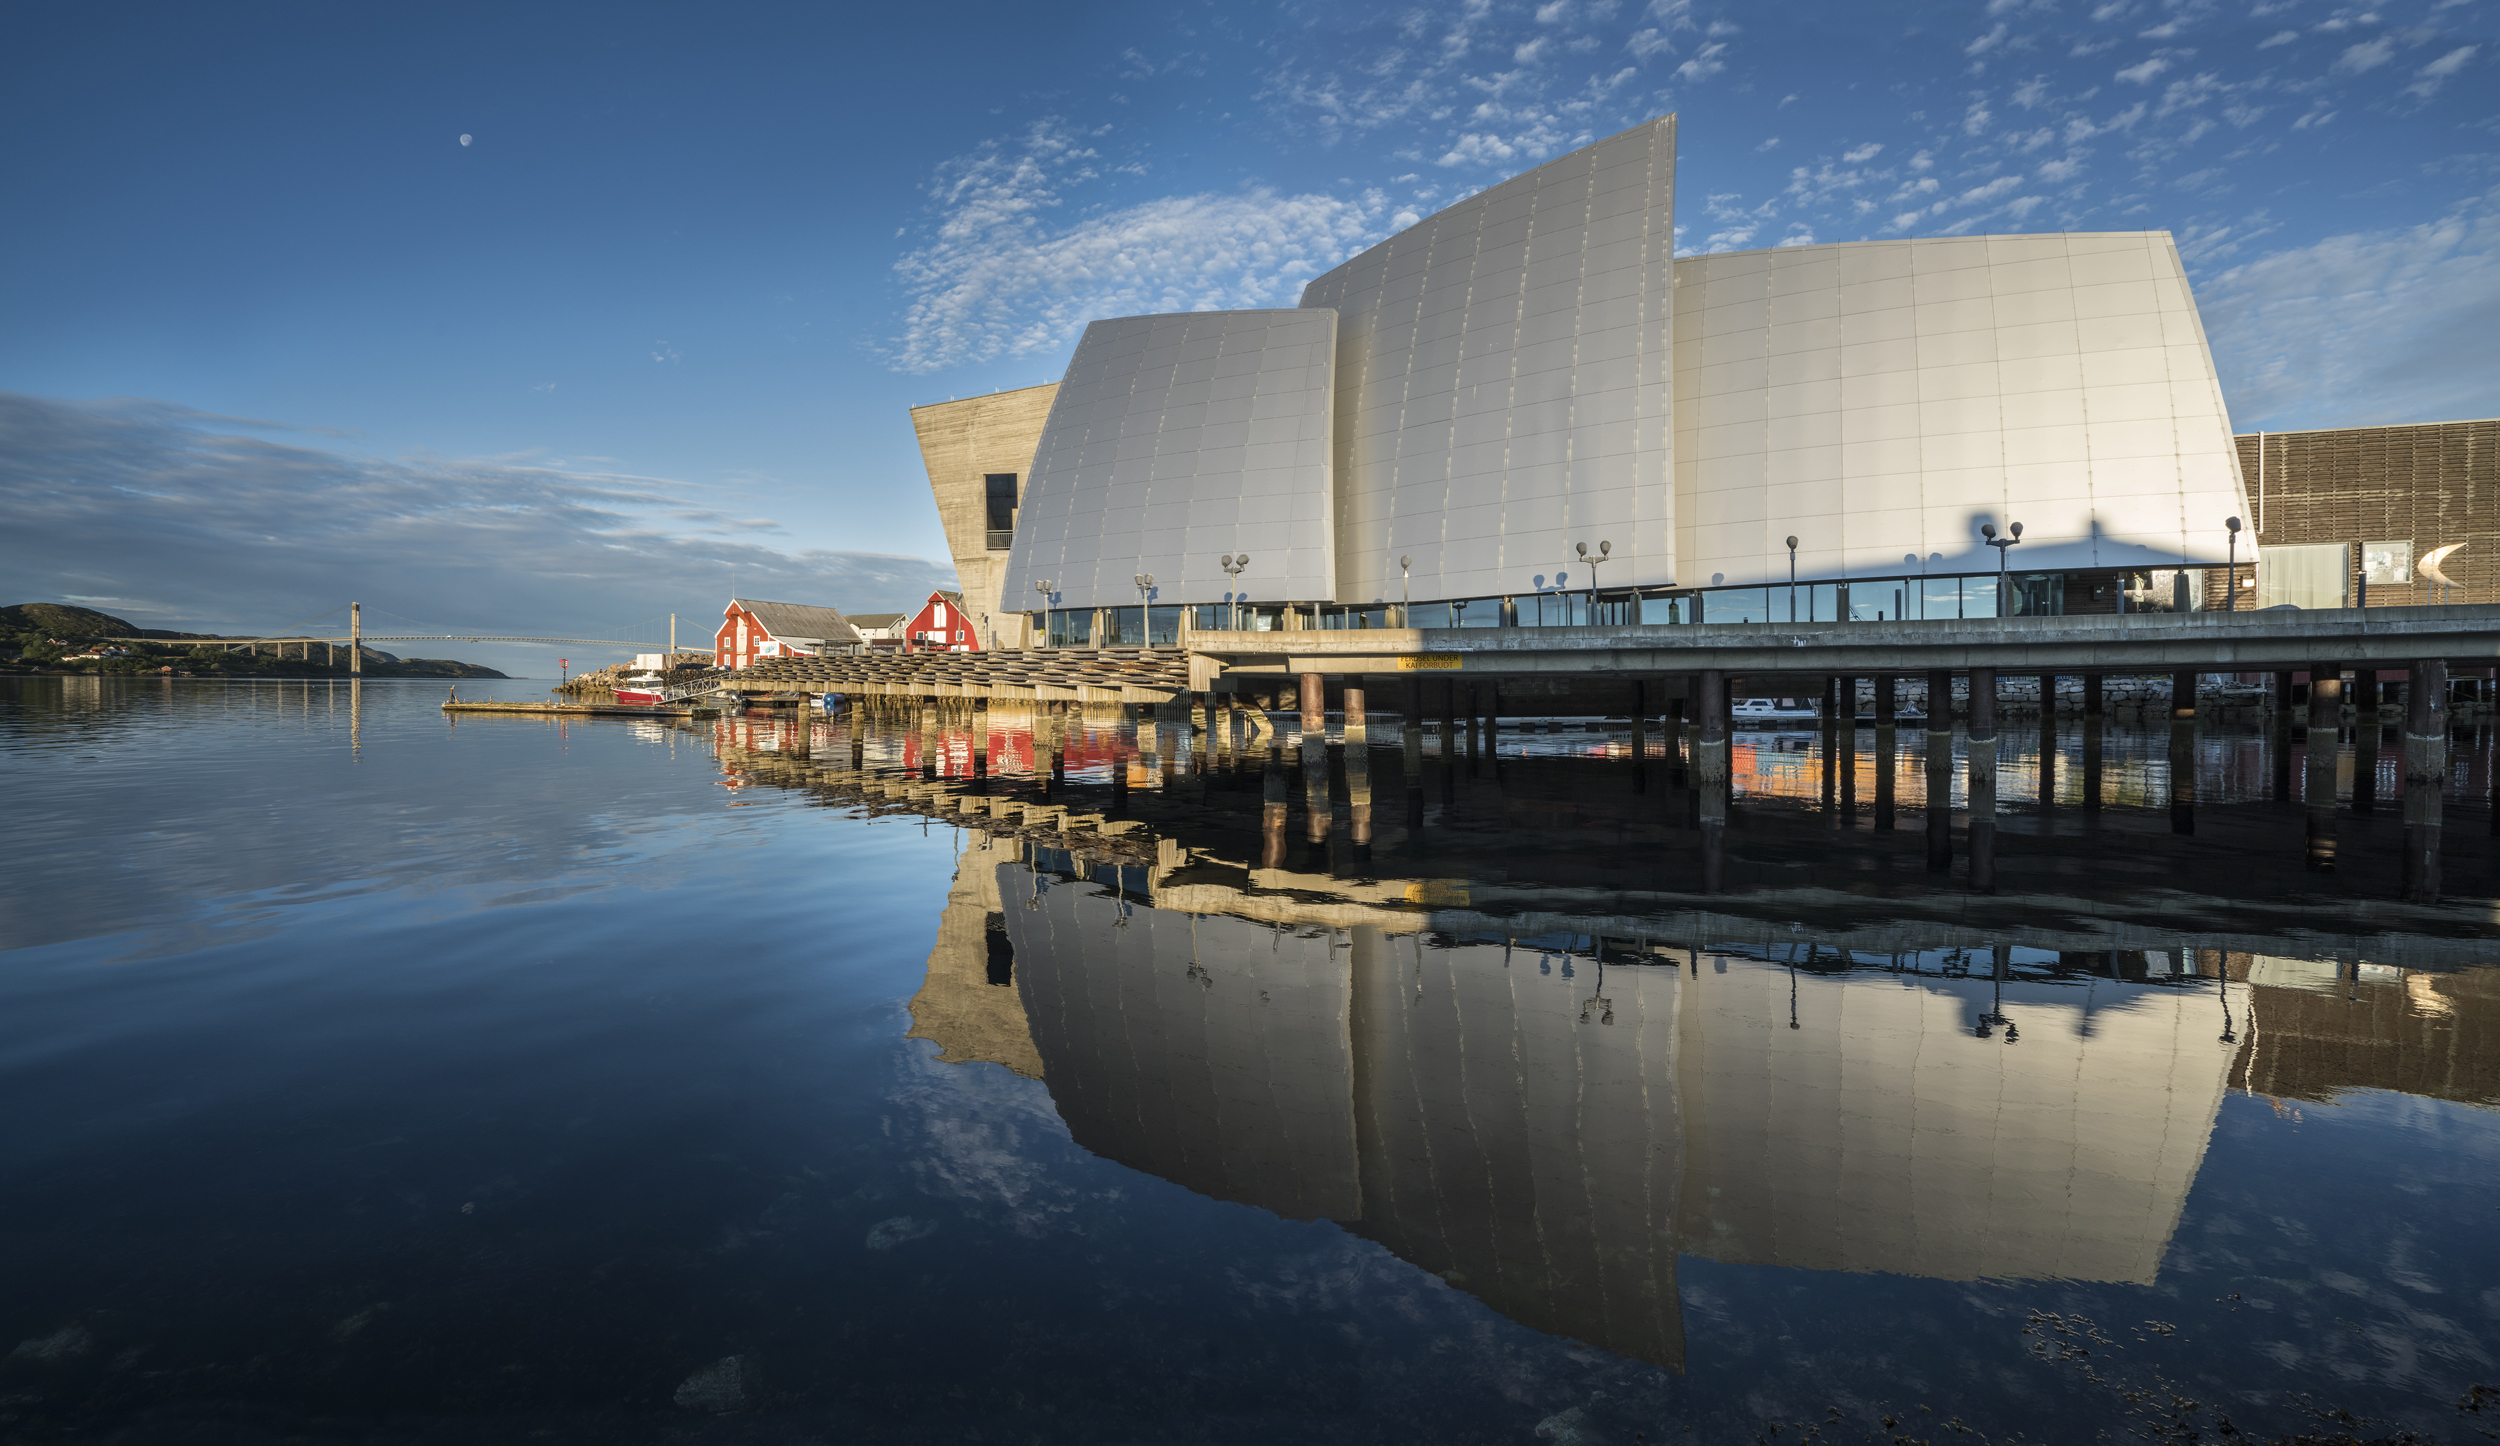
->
2, 0, 2492, 669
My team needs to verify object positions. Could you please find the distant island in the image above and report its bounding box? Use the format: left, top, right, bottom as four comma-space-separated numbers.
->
1, 603, 508, 679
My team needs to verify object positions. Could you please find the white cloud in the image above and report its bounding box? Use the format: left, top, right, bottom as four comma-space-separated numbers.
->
2259, 29, 2300, 47
1673, 39, 1729, 81
1967, 22, 2011, 55
2332, 35, 2395, 71
1965, 98, 1995, 134
1844, 141, 1885, 162
2200, 189, 2500, 428
2117, 54, 2174, 82
2407, 43, 2478, 97
0, 394, 961, 651
889, 120, 1388, 373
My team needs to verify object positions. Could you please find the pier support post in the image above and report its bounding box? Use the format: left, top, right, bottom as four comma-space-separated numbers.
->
2038, 673, 2058, 815
1968, 667, 1997, 893
1926, 668, 1954, 872
1630, 680, 1648, 792
1440, 680, 1457, 804
2307, 663, 2341, 871
2170, 671, 2197, 835
1403, 678, 1425, 827
1484, 684, 1500, 755
1665, 695, 1687, 789
1820, 676, 1841, 826
2082, 674, 2104, 812
2272, 671, 2295, 803
2353, 670, 2382, 816
1346, 684, 1372, 859
1465, 684, 1480, 769
2405, 659, 2448, 903
1261, 739, 1289, 870
1840, 676, 1858, 826
1873, 676, 1897, 832
1697, 669, 1728, 893
1301, 671, 1329, 844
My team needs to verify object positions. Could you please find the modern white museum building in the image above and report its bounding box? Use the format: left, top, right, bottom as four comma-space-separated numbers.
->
944, 112, 2251, 644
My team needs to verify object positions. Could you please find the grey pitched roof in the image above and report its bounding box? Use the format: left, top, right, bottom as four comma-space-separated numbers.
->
847, 612, 908, 629
732, 598, 865, 646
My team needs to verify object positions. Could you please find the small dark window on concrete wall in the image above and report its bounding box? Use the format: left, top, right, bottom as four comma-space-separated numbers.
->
984, 474, 1018, 550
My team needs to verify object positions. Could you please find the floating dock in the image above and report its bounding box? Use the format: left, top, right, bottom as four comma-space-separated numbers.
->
442, 699, 710, 718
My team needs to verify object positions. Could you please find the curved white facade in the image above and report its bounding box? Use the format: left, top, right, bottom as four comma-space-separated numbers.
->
1300, 115, 1677, 607
973, 112, 2251, 617
1673, 233, 2247, 588
1001, 309, 1337, 611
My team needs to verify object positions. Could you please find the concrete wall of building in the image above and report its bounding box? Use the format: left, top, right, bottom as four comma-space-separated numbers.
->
1001, 310, 1338, 612
1300, 116, 1677, 609
910, 384, 1059, 648
1674, 952, 2231, 1283
1673, 232, 2251, 592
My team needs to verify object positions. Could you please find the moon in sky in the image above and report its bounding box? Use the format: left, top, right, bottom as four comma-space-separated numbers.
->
459, 134, 472, 146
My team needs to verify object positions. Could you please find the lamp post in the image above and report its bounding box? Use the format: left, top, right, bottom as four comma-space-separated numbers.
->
2224, 516, 2242, 611
1982, 521, 2023, 617
1575, 541, 1611, 623
1134, 573, 1154, 647
1786, 536, 1799, 622
1220, 554, 1250, 631
1032, 579, 1055, 647
1399, 554, 1412, 626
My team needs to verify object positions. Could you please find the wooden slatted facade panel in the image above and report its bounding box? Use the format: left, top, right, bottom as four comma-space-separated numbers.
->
2235, 419, 2500, 607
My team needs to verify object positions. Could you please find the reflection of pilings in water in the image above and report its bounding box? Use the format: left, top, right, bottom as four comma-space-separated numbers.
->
1048, 702, 1067, 797
1839, 674, 1857, 827
1262, 740, 1289, 869
1346, 684, 1372, 861
2169, 670, 2197, 835
2353, 671, 2382, 817
2307, 662, 2341, 871
919, 695, 939, 780
1301, 671, 1328, 845
2084, 673, 2105, 813
1926, 668, 1954, 873
972, 697, 989, 783
1819, 675, 1839, 826
1968, 667, 1998, 894
2404, 658, 2448, 903
1111, 704, 1131, 815
1697, 669, 1728, 893
2037, 673, 2057, 817
1874, 675, 1897, 832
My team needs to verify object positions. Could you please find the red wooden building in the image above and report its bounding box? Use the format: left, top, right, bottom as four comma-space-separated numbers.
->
713, 598, 867, 669
903, 591, 980, 652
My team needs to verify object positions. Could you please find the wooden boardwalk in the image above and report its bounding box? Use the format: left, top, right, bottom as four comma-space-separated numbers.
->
717, 648, 1192, 705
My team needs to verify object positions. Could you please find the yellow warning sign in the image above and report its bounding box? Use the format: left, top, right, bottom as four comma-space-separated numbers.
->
1397, 653, 1464, 670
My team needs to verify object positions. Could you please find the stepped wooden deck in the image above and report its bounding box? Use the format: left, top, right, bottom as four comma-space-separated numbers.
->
717, 648, 1192, 705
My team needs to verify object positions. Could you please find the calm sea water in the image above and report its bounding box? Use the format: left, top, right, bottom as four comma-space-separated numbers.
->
3, 676, 2496, 1444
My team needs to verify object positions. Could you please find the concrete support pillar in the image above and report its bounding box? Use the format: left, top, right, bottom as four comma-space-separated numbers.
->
2307, 664, 2341, 871
1301, 671, 1329, 844
1968, 668, 1997, 893
1346, 684, 1372, 857
2352, 669, 2381, 816
1440, 680, 1458, 804
2405, 659, 2448, 903
2170, 670, 2197, 835
1820, 675, 1841, 826
2082, 679, 2103, 813
1839, 676, 1858, 826
1873, 675, 1898, 832
1465, 684, 1481, 768
1261, 739, 1289, 870
1630, 679, 1648, 792
2272, 670, 2295, 803
1484, 683, 1500, 754
1696, 669, 1728, 893
1403, 678, 1425, 827
1926, 668, 1954, 872
2037, 673, 2058, 814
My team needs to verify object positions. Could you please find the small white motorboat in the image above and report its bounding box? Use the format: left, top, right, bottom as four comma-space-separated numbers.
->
1731, 698, 1820, 725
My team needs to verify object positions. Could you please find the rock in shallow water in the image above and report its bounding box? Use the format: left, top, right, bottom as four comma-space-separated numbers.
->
674, 1355, 747, 1412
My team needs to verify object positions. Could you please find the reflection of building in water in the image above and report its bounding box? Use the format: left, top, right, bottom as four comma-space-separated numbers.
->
1676, 958, 2229, 1284
2231, 957, 2500, 1108
905, 834, 1044, 1080
906, 837, 2491, 1369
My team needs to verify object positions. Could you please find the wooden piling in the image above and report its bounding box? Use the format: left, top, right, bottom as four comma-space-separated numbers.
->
2307, 663, 2341, 871
1346, 684, 1372, 856
1301, 671, 1329, 844
1968, 667, 1997, 893
1926, 668, 1954, 872
2404, 658, 2447, 903
1873, 675, 1897, 831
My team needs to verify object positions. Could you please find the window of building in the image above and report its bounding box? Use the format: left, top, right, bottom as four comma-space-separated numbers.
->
984, 474, 1018, 550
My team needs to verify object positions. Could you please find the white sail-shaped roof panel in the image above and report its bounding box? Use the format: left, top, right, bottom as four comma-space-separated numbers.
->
1301, 115, 1678, 604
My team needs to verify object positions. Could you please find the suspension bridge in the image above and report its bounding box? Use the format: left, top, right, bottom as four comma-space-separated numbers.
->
107, 602, 690, 673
